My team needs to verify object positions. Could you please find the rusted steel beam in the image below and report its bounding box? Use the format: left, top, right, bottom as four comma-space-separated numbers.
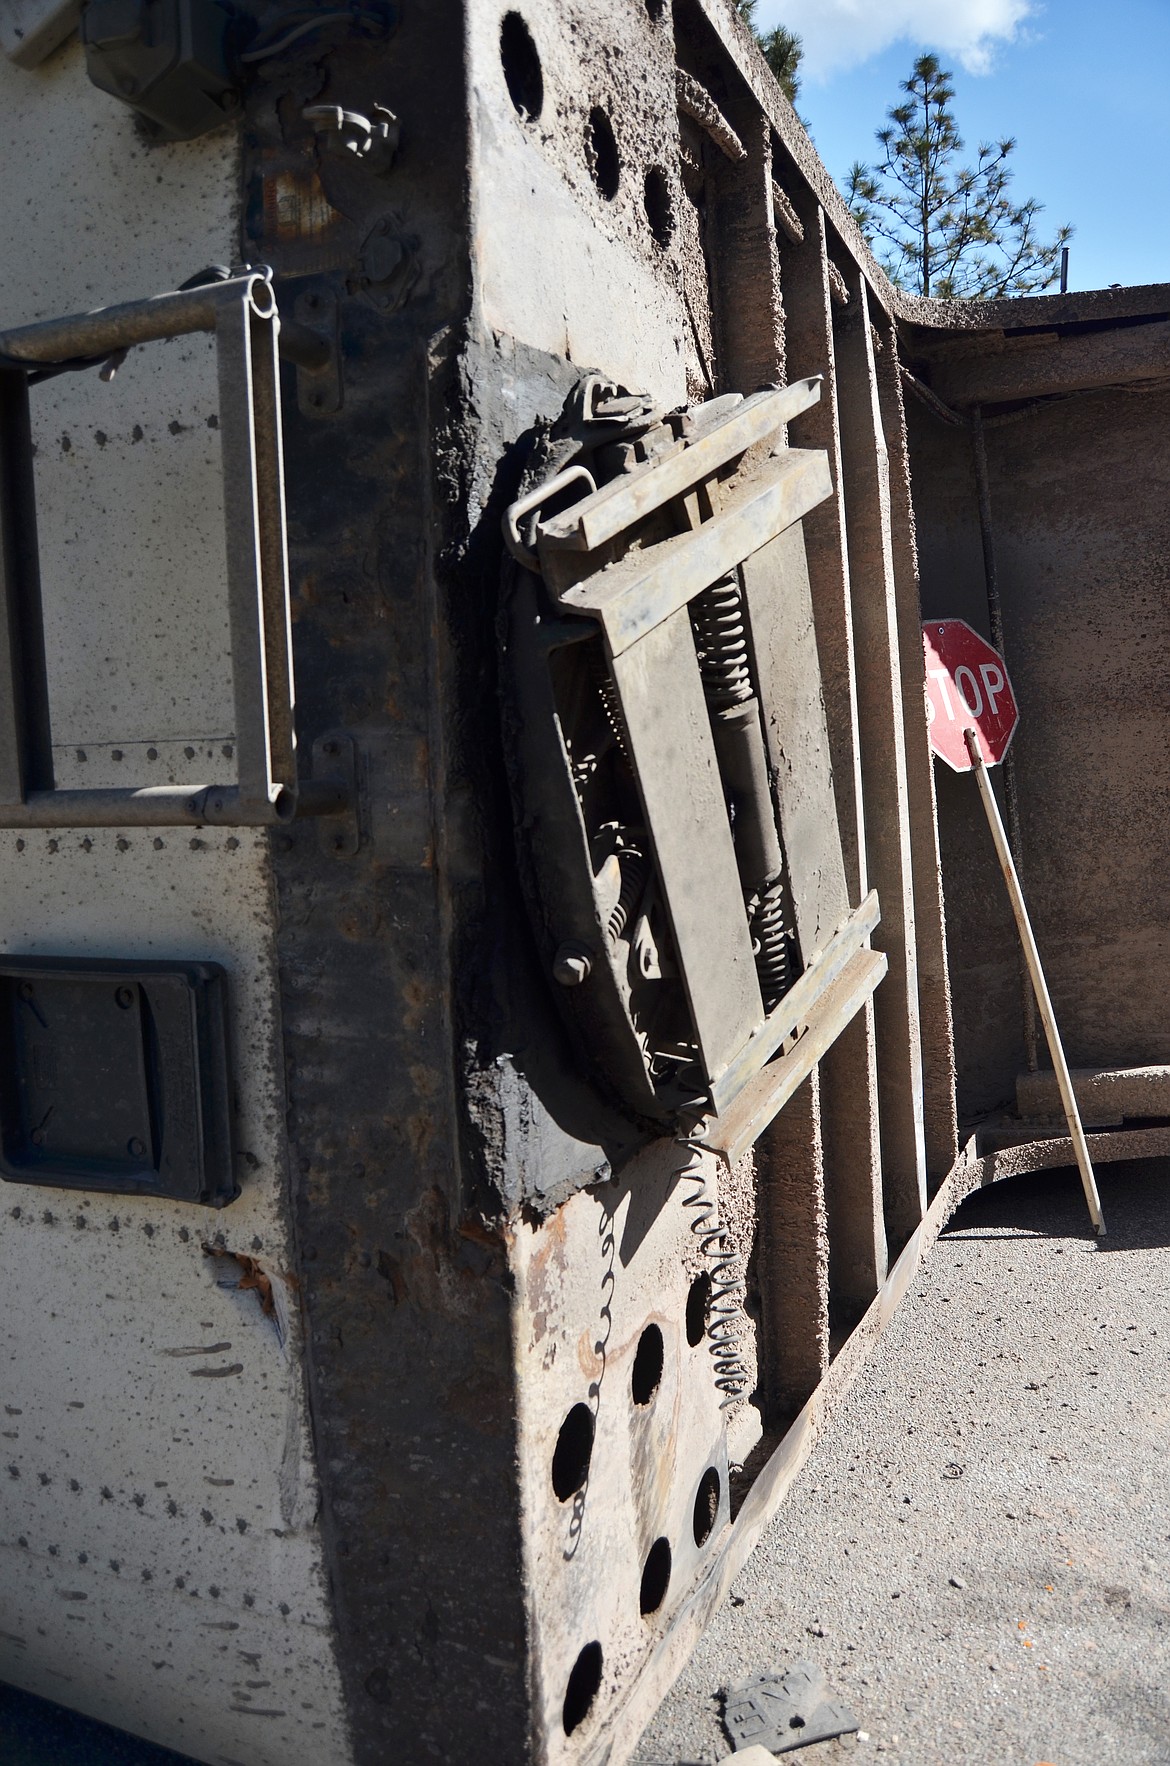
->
676, 68, 746, 163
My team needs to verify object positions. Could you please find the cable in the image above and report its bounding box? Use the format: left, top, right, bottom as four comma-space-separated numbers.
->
239, 5, 391, 62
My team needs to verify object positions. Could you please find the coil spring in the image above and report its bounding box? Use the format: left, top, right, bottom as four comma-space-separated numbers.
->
607, 849, 646, 945
592, 647, 632, 764
677, 1135, 751, 1408
750, 875, 791, 1011
689, 574, 752, 710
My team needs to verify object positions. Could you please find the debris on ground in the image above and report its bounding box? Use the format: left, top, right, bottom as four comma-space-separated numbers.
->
722, 1660, 859, 1754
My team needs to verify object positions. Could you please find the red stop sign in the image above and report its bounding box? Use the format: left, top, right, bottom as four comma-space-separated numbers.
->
923, 619, 1018, 771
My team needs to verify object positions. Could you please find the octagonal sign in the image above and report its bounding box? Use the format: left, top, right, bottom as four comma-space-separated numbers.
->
923, 619, 1018, 772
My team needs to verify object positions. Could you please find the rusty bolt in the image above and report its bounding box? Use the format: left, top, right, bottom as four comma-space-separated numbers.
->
115, 987, 135, 1010
553, 942, 593, 987
128, 1138, 146, 1159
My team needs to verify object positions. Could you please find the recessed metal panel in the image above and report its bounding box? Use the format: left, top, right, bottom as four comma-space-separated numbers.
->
0, 956, 236, 1204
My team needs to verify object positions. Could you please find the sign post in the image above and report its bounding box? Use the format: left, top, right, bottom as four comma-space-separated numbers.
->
923, 620, 1105, 1237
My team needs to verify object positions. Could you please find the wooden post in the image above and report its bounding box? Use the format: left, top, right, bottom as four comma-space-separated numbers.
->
962, 726, 1106, 1236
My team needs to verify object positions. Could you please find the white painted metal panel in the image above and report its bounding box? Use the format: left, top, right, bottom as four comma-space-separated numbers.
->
0, 41, 350, 1766
0, 835, 351, 1766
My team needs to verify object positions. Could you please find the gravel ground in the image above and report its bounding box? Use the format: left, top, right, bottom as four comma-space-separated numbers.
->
633, 1159, 1170, 1766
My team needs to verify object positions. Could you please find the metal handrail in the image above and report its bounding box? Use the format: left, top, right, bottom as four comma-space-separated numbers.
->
0, 273, 343, 828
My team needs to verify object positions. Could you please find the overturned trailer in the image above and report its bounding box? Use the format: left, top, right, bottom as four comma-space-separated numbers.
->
0, 2, 1166, 1761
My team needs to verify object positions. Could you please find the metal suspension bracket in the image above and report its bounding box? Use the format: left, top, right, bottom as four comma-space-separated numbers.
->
0, 272, 353, 829
501, 373, 886, 1142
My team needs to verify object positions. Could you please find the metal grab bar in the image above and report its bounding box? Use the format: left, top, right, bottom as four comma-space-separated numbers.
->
0, 274, 274, 364
0, 274, 345, 829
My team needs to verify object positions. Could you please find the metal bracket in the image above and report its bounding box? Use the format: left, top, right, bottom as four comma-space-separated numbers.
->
293, 287, 343, 418
303, 103, 400, 174
500, 372, 868, 1126
697, 942, 886, 1166
311, 731, 362, 855
503, 465, 598, 571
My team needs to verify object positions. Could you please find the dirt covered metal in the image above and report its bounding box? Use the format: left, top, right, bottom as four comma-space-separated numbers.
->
0, 2, 1167, 1764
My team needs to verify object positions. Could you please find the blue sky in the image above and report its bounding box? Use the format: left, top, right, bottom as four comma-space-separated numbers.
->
749, 0, 1170, 293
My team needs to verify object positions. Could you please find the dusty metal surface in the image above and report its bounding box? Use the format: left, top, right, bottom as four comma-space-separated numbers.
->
1017, 1065, 1170, 1126
0, 31, 349, 1766
0, 2, 1166, 1764
906, 298, 1170, 1127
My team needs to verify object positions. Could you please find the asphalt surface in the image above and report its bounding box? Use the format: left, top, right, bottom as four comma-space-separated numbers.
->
633, 1159, 1170, 1766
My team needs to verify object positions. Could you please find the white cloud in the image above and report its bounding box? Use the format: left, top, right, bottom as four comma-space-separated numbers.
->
750, 0, 1034, 81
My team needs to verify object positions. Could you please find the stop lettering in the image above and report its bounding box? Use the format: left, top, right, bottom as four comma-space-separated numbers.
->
922, 619, 1018, 772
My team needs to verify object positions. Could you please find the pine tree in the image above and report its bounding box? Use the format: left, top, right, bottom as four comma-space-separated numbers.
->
846, 53, 1072, 299
734, 0, 803, 106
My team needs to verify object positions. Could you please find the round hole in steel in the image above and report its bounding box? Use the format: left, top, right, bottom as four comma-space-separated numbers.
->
643, 166, 674, 247
500, 11, 543, 121
551, 1402, 594, 1502
685, 1270, 711, 1347
639, 1536, 672, 1615
586, 105, 620, 200
631, 1323, 664, 1406
562, 1640, 603, 1735
693, 1465, 721, 1547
